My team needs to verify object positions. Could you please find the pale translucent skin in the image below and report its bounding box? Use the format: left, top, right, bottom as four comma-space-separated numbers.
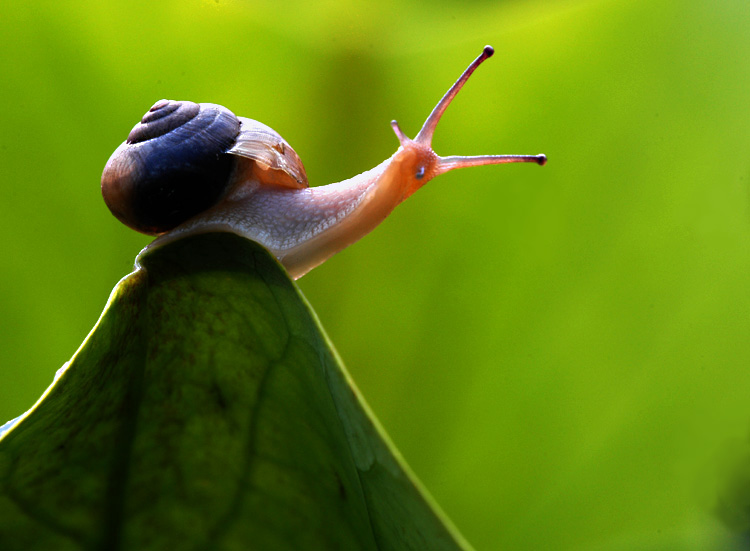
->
140, 47, 546, 279
145, 148, 428, 279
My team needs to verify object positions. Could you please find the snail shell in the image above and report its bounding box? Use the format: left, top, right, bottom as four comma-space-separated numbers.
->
102, 99, 308, 235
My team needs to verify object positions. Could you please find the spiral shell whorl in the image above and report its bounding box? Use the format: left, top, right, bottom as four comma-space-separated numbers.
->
126, 99, 201, 144
102, 100, 241, 235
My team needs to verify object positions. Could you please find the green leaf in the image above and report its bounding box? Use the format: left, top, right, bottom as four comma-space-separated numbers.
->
0, 232, 470, 551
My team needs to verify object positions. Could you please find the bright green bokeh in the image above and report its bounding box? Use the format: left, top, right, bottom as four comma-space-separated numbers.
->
1, 0, 748, 549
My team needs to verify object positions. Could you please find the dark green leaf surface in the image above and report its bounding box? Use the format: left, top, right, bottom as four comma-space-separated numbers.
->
0, 233, 469, 551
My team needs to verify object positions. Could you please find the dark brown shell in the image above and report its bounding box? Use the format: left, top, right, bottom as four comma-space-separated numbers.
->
102, 99, 241, 234
102, 99, 310, 235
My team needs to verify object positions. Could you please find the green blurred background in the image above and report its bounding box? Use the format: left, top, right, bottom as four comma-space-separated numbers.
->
1, 0, 749, 549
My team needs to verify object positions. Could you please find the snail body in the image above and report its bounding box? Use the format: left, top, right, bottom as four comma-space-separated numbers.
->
102, 46, 546, 279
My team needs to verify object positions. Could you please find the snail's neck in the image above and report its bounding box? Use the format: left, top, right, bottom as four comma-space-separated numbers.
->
146, 150, 414, 279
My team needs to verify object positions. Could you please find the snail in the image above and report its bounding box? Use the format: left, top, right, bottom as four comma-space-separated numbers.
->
102, 46, 546, 279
